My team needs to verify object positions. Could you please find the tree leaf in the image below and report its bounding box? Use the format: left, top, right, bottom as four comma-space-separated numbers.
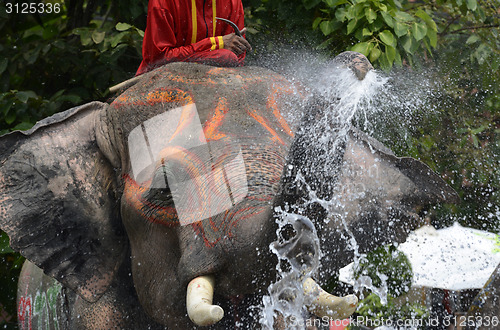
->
350, 42, 372, 56
466, 0, 477, 11
1, 101, 12, 116
426, 27, 437, 47
335, 7, 347, 22
401, 35, 413, 54
345, 5, 354, 20
0, 58, 7, 75
362, 28, 373, 36
5, 112, 16, 125
380, 11, 394, 28
136, 28, 145, 38
385, 45, 396, 63
23, 45, 42, 65
353, 3, 365, 20
466, 35, 480, 45
473, 43, 490, 65
325, 0, 349, 6
369, 47, 382, 62
378, 51, 391, 71
49, 89, 66, 101
53, 94, 82, 104
12, 122, 34, 131
394, 22, 408, 37
354, 28, 364, 41
415, 9, 437, 31
303, 0, 322, 10
394, 11, 414, 22
379, 30, 396, 47
376, 3, 387, 12
383, 50, 394, 68
116, 22, 132, 31
74, 28, 92, 46
347, 19, 358, 35
313, 17, 323, 30
92, 30, 106, 44
1, 231, 15, 254
472, 134, 479, 148
365, 7, 377, 24
372, 16, 385, 32
394, 48, 402, 67
423, 38, 432, 54
42, 24, 59, 40
16, 91, 37, 103
411, 22, 427, 41
320, 20, 336, 36
111, 32, 127, 48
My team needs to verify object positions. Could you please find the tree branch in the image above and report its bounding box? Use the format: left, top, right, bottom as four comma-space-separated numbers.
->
439, 15, 460, 35
447, 24, 500, 34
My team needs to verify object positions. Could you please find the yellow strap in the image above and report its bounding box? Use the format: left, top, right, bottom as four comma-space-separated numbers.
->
210, 37, 217, 50
191, 0, 197, 44
218, 36, 224, 49
212, 0, 216, 37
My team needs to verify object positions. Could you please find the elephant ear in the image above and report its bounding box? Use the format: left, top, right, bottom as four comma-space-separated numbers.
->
0, 101, 126, 303
348, 128, 460, 205
326, 128, 460, 253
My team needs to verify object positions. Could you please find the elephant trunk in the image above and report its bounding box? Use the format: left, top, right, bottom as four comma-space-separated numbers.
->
332, 51, 374, 80
303, 277, 358, 319
186, 275, 224, 326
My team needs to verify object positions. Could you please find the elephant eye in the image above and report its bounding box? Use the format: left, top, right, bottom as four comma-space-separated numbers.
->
143, 186, 173, 207
142, 169, 174, 206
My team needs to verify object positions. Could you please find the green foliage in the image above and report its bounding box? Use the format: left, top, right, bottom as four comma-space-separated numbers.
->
0, 1, 147, 326
314, 0, 435, 69
246, 0, 499, 71
353, 245, 413, 298
368, 47, 500, 232
0, 232, 24, 328
0, 0, 146, 132
243, 0, 325, 59
410, 67, 499, 232
355, 292, 430, 326
353, 245, 429, 325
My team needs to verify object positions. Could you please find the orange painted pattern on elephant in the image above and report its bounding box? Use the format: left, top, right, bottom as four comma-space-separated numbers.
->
117, 71, 298, 248
247, 108, 285, 145
113, 88, 193, 108
203, 97, 229, 141
267, 86, 295, 138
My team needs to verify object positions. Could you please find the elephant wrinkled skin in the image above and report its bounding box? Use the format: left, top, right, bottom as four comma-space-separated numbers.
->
0, 57, 458, 329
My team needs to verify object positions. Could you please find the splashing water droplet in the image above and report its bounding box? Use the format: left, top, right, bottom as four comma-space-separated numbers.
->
259, 64, 394, 327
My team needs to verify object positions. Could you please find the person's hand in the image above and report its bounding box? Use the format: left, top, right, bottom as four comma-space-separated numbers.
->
222, 28, 252, 56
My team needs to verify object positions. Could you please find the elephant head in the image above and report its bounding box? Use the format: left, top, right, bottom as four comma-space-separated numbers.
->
0, 57, 458, 328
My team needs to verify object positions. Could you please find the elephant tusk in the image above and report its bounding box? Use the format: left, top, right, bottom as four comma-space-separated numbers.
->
186, 275, 224, 326
303, 277, 358, 320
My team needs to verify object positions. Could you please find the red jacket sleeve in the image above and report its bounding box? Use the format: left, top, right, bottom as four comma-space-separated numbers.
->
137, 1, 246, 75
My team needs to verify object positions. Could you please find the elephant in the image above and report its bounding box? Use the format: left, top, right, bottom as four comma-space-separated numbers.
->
0, 52, 459, 329
466, 264, 500, 330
